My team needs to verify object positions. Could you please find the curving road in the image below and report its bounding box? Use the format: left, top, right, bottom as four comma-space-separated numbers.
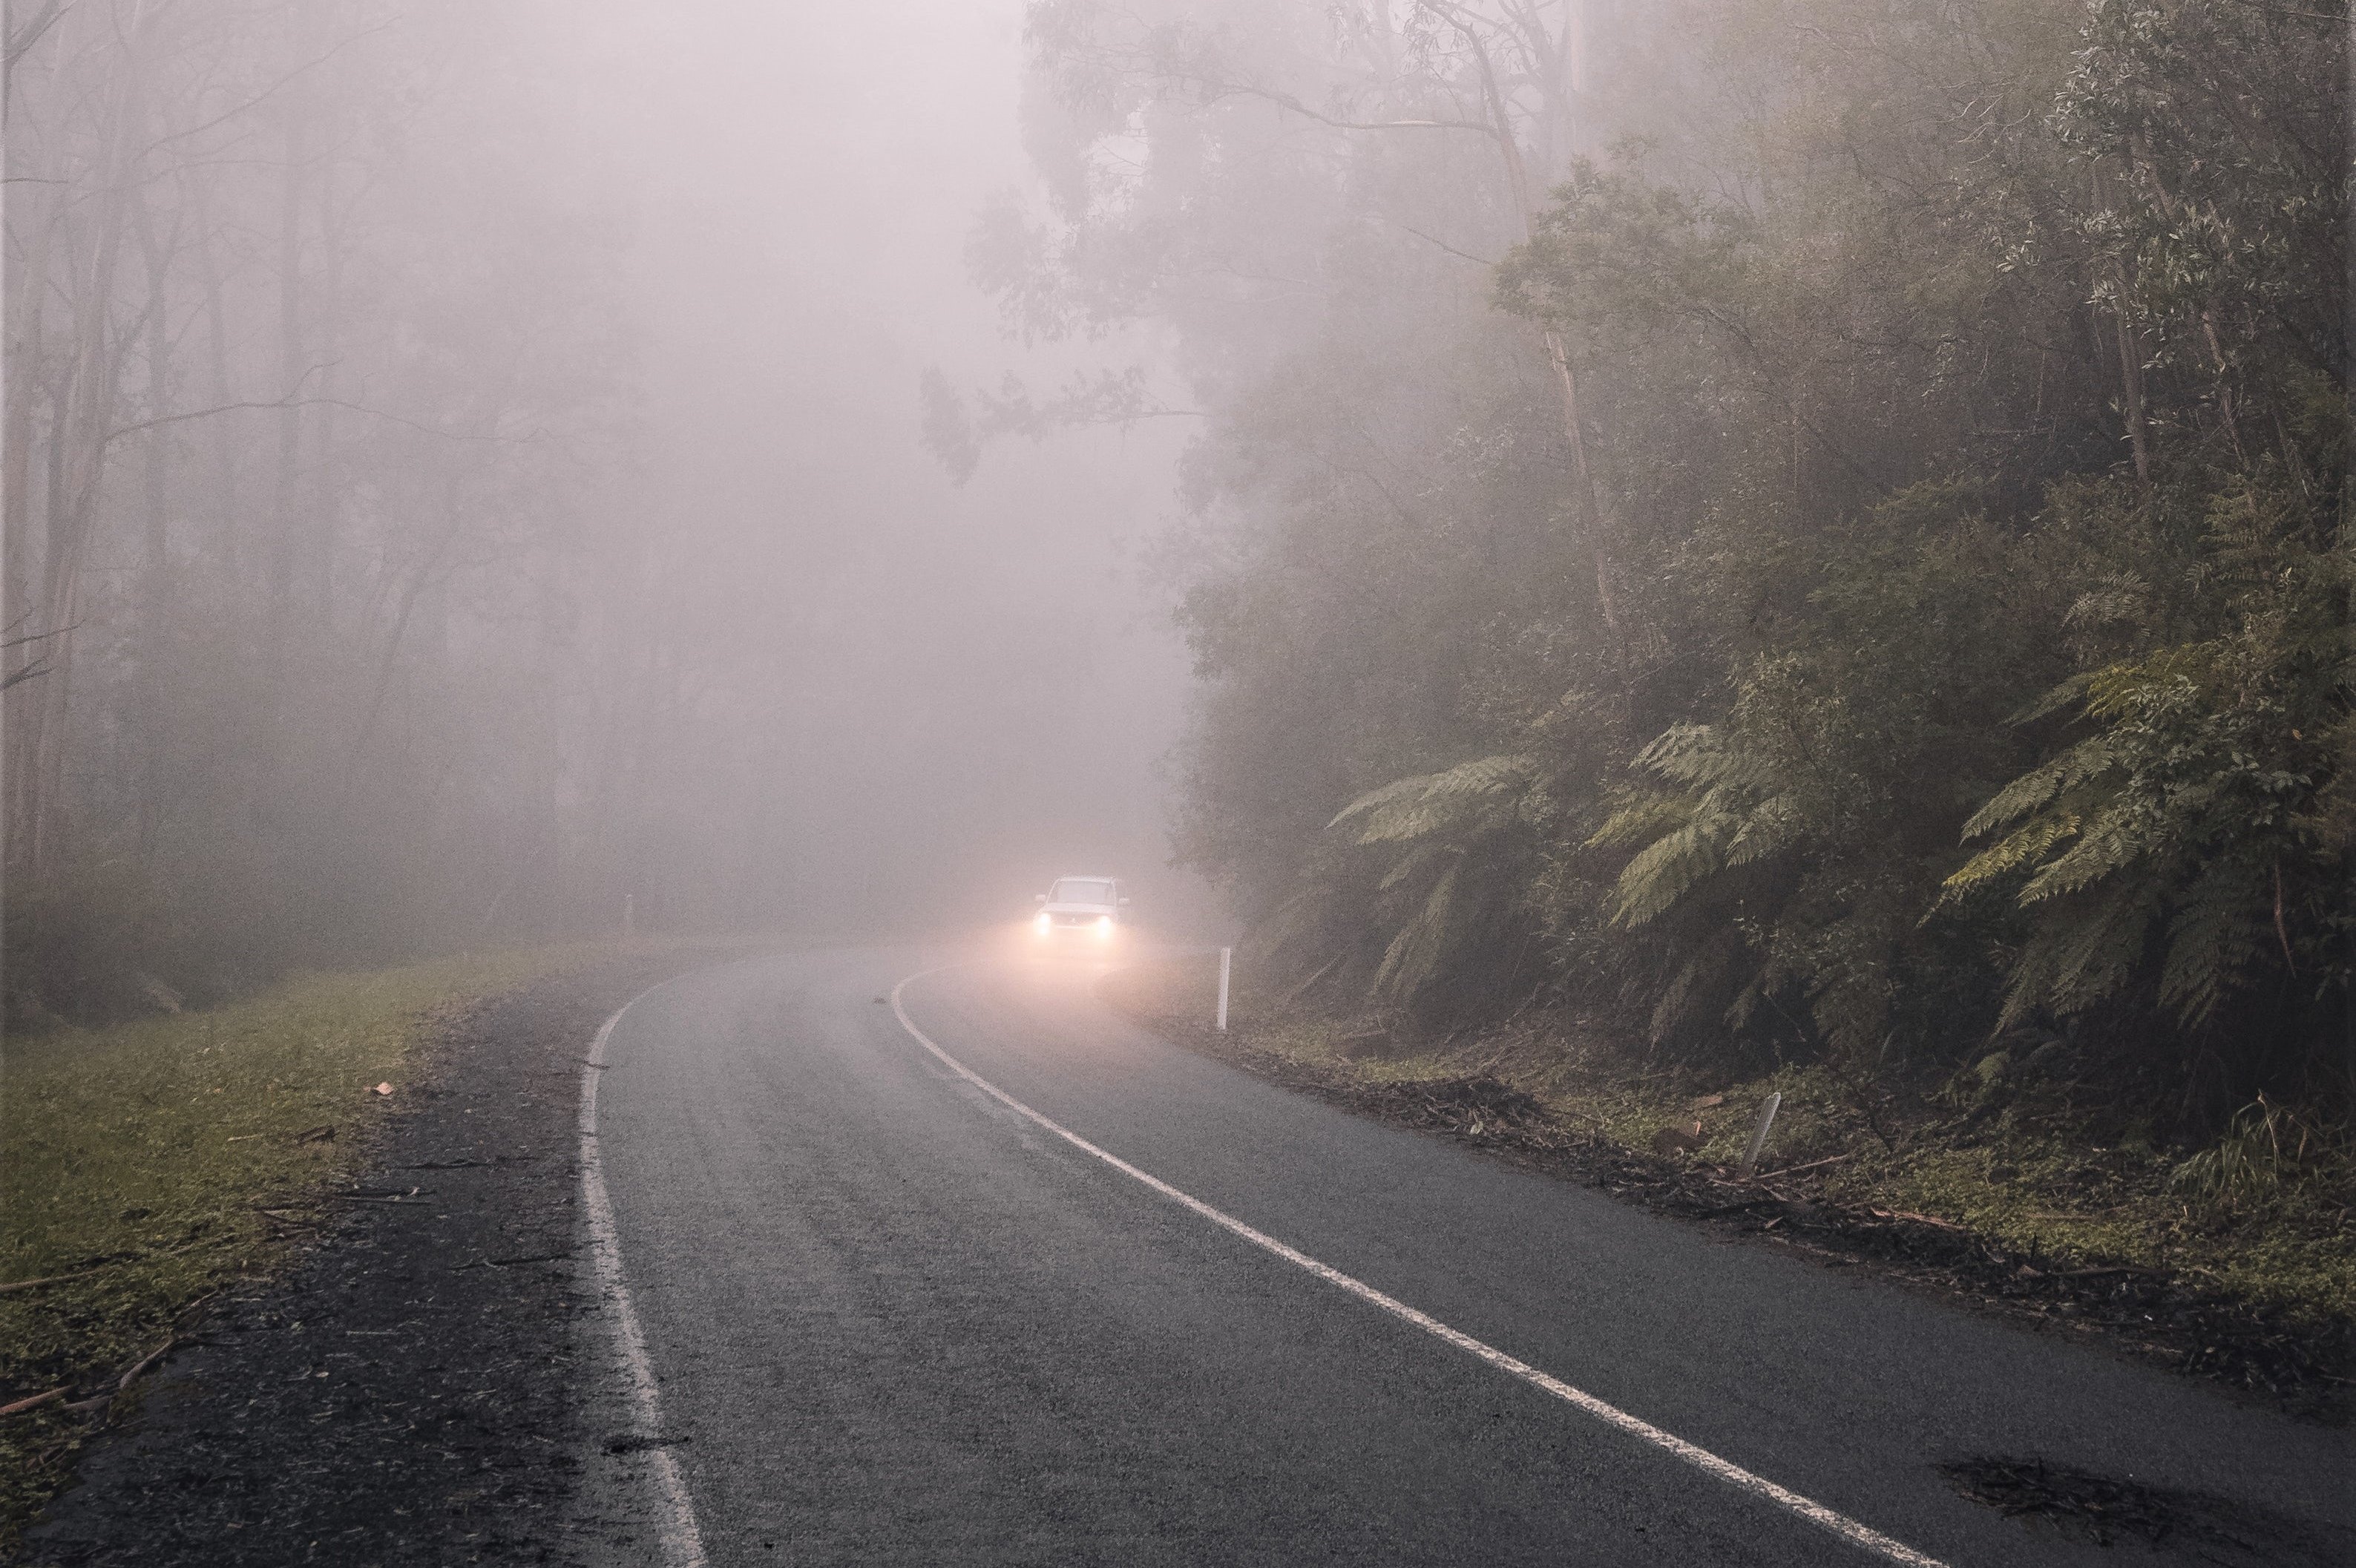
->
581, 944, 2352, 1567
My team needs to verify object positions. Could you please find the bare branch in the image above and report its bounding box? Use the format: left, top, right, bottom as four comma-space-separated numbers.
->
1191, 75, 1505, 145
1400, 226, 1498, 267
103, 395, 537, 450
3, 0, 68, 88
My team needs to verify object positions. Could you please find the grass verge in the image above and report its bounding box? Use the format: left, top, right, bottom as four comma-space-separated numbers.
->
1103, 952, 2352, 1415
0, 948, 589, 1550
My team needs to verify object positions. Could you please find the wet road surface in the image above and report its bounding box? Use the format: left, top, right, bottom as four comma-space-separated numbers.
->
586, 945, 2355, 1567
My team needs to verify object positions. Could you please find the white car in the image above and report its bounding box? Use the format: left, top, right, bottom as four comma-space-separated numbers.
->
1033, 876, 1128, 942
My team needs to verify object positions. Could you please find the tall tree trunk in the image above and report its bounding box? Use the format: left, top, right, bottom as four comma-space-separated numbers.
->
2, 180, 59, 880
192, 174, 243, 583
1449, 4, 1624, 640
132, 157, 180, 865
2091, 158, 2152, 482
24, 7, 148, 879
257, 50, 313, 890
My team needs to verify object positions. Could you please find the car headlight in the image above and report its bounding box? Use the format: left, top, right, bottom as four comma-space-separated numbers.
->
1097, 915, 1114, 935
1034, 912, 1051, 933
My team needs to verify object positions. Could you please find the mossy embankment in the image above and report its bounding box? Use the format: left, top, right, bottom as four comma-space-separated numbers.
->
0, 948, 593, 1549
1103, 952, 2353, 1416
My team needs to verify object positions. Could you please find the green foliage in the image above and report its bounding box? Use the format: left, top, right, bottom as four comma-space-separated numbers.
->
2169, 1095, 2325, 1212
1943, 507, 2348, 1035
1014, 0, 2348, 1115
1329, 754, 1535, 844
1273, 755, 1545, 1008
1599, 725, 1788, 929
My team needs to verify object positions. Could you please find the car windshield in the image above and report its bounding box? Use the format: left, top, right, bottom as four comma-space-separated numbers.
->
1052, 879, 1113, 905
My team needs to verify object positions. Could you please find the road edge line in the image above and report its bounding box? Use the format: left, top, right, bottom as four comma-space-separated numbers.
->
582, 981, 709, 1568
890, 965, 1949, 1568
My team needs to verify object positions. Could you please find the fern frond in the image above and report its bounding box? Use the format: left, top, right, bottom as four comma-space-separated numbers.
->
1995, 883, 2156, 1029
1633, 724, 1772, 792
1376, 840, 1451, 892
1650, 951, 1713, 1041
1723, 793, 1802, 867
1328, 772, 1442, 831
2084, 647, 2208, 719
1960, 735, 2115, 839
1610, 816, 1726, 927
2018, 818, 2142, 903
1329, 754, 1533, 844
1372, 860, 1463, 1000
1586, 793, 1691, 849
2158, 854, 2268, 1026
2002, 669, 2096, 726
1939, 814, 2081, 901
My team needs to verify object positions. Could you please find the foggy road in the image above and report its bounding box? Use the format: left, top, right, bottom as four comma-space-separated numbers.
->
583, 949, 2351, 1567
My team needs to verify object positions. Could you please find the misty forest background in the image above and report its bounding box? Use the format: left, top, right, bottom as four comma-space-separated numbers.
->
3, 0, 1193, 1025
9, 1, 2349, 1129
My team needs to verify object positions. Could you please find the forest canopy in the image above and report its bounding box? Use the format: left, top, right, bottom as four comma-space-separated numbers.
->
982, 0, 2349, 1117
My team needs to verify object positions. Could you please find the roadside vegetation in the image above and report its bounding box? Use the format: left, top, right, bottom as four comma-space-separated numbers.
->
961, 3, 2349, 1158
0, 951, 574, 1550
1104, 954, 2352, 1408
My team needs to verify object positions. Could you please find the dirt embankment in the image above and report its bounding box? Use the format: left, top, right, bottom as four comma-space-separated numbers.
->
1100, 958, 2350, 1423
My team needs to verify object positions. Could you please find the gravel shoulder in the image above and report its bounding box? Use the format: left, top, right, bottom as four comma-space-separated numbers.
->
18, 951, 733, 1567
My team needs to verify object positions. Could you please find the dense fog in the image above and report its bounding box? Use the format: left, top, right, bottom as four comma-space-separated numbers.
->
4, 0, 1209, 1019
585, 4, 1202, 934
9, 0, 2346, 1118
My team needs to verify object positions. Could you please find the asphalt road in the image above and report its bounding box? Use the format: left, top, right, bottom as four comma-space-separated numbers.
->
585, 942, 2354, 1567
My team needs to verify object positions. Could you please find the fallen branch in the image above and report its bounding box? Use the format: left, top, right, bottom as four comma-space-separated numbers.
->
0, 1267, 107, 1296
0, 1388, 68, 1417
1752, 1152, 1850, 1182
62, 1334, 188, 1417
1694, 1196, 1784, 1220
2021, 1263, 2168, 1281
1871, 1207, 1969, 1231
116, 1335, 183, 1391
457, 1250, 574, 1271
0, 1233, 234, 1294
2021, 1209, 2123, 1222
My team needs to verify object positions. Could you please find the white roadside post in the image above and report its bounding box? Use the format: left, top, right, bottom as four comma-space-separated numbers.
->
1737, 1091, 1782, 1181
1215, 946, 1232, 1032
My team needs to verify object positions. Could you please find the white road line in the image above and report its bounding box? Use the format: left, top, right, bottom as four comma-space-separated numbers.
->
581, 990, 709, 1568
890, 965, 1952, 1568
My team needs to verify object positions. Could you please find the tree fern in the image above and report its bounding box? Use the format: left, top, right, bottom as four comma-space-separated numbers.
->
1952, 602, 2345, 1037
1328, 755, 1535, 844
1243, 755, 1543, 1010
